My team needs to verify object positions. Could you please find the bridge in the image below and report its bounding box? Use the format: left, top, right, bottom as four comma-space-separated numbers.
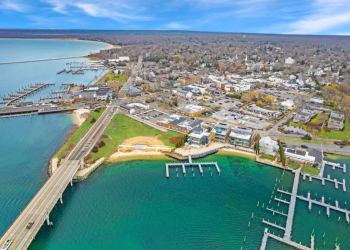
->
0, 105, 117, 250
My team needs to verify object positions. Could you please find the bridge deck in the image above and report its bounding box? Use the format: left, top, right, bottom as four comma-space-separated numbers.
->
0, 106, 117, 250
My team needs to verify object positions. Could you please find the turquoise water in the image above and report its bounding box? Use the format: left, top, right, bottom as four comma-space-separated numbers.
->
0, 114, 72, 234
0, 38, 349, 249
0, 39, 106, 62
0, 38, 107, 98
28, 155, 350, 249
0, 39, 107, 237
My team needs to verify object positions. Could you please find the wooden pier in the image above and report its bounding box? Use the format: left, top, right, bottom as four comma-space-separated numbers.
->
165, 155, 221, 178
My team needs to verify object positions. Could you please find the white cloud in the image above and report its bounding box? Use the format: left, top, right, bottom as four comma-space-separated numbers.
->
0, 0, 28, 12
288, 0, 350, 34
289, 12, 350, 34
165, 22, 189, 30
43, 0, 150, 22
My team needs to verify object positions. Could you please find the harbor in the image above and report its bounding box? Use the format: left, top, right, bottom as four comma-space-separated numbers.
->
1, 83, 53, 106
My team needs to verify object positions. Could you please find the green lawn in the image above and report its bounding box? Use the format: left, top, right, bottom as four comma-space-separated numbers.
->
55, 108, 105, 160
317, 121, 350, 140
309, 113, 328, 126
288, 161, 301, 170
87, 114, 185, 163
260, 153, 275, 161
302, 166, 320, 176
107, 71, 127, 84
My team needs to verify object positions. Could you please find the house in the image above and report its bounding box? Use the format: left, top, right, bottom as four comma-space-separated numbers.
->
259, 136, 278, 155
309, 98, 324, 109
293, 109, 317, 124
214, 123, 231, 142
128, 86, 143, 96
188, 128, 211, 147
281, 100, 295, 110
229, 127, 254, 148
328, 111, 345, 130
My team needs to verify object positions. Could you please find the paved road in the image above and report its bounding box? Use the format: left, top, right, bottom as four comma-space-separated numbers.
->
118, 55, 143, 98
0, 105, 117, 250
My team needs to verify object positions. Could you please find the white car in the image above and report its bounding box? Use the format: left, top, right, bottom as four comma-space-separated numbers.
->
1, 240, 13, 250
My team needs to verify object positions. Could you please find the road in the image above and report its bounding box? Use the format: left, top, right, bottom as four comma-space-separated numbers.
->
0, 105, 117, 250
118, 55, 143, 98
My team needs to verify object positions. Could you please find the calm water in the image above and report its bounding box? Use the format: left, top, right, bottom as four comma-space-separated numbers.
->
0, 39, 349, 249
28, 155, 350, 250
0, 38, 107, 99
0, 39, 107, 236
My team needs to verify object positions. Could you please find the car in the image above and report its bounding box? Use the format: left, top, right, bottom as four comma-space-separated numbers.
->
1, 240, 13, 250
26, 222, 34, 229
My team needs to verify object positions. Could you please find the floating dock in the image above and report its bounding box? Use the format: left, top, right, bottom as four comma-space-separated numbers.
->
165, 155, 221, 178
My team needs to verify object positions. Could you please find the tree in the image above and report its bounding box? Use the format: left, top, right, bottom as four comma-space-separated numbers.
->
254, 142, 260, 154
278, 140, 286, 166
302, 134, 312, 140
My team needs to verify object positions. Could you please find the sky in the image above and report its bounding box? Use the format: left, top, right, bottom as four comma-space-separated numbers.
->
0, 0, 350, 35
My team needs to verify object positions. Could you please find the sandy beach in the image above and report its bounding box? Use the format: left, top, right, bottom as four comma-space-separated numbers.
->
107, 151, 170, 163
71, 108, 90, 126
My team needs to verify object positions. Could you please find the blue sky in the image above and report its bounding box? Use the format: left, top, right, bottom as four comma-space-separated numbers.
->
0, 0, 350, 35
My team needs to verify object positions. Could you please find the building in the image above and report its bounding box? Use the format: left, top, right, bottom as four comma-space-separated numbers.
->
214, 123, 231, 142
259, 136, 278, 155
328, 111, 345, 130
179, 104, 205, 117
285, 147, 323, 167
293, 109, 317, 124
281, 100, 295, 110
187, 128, 211, 147
229, 127, 254, 148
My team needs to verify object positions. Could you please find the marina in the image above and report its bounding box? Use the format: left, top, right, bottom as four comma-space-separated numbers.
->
1, 83, 53, 106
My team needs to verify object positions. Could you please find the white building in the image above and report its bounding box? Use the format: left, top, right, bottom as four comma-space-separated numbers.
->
285, 57, 295, 65
285, 148, 315, 165
259, 136, 278, 155
281, 100, 295, 110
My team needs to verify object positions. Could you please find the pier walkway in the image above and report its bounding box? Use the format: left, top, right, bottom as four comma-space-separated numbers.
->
165, 155, 221, 178
277, 189, 350, 223
302, 173, 347, 192
2, 83, 52, 106
0, 105, 117, 250
260, 228, 314, 250
284, 169, 300, 240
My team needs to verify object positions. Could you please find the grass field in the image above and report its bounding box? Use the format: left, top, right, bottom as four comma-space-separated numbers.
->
87, 114, 185, 163
288, 161, 300, 170
107, 71, 127, 84
302, 166, 320, 176
55, 108, 105, 160
260, 153, 275, 161
317, 121, 350, 140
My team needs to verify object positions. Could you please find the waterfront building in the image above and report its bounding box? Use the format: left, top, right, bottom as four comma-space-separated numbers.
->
187, 128, 211, 147
285, 147, 323, 167
214, 123, 231, 142
229, 127, 253, 148
259, 136, 278, 155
